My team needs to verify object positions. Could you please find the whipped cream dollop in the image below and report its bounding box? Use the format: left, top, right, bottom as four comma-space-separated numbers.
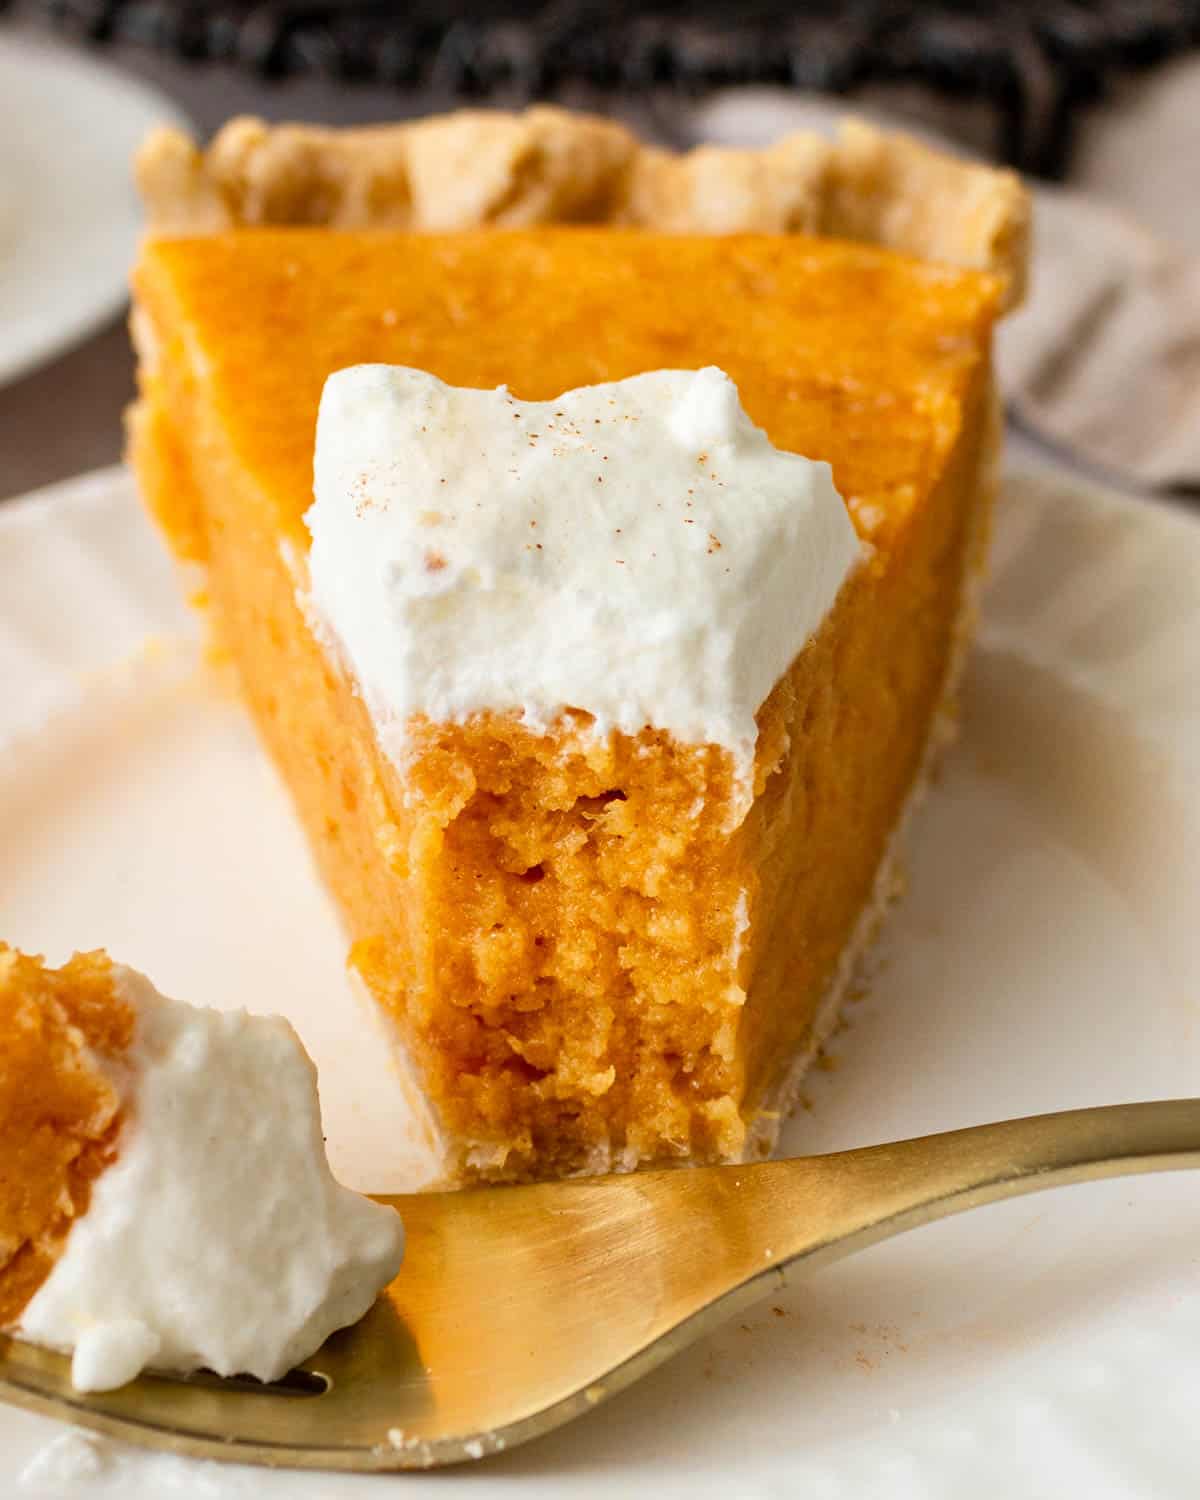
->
17, 967, 404, 1393
307, 365, 859, 776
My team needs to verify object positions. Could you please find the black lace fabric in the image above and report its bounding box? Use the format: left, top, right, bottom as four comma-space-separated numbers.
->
5, 0, 1200, 175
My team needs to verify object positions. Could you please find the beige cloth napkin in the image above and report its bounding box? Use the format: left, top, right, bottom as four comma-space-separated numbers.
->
694, 83, 1200, 492
998, 189, 1200, 492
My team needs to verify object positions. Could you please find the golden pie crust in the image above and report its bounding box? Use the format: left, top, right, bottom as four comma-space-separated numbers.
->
137, 106, 1029, 307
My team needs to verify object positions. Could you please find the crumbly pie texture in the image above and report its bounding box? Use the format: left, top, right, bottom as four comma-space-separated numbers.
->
131, 107, 1028, 1182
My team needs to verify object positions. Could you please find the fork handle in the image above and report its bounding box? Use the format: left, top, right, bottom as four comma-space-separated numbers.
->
750, 1099, 1200, 1270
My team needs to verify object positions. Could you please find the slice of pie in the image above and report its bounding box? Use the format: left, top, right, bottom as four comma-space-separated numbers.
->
129, 108, 1029, 1184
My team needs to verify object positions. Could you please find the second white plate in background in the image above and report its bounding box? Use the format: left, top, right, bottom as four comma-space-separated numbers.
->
0, 35, 185, 387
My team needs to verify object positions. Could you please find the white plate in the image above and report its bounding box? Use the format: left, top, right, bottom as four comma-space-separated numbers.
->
0, 37, 185, 387
3, 458, 1200, 1497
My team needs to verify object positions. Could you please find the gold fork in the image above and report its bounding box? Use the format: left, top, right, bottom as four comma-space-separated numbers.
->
3, 1099, 1198, 1472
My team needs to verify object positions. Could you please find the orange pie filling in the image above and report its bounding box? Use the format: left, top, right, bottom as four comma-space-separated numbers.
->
130, 227, 1003, 1182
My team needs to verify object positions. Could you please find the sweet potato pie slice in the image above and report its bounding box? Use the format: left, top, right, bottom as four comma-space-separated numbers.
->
128, 109, 1028, 1183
